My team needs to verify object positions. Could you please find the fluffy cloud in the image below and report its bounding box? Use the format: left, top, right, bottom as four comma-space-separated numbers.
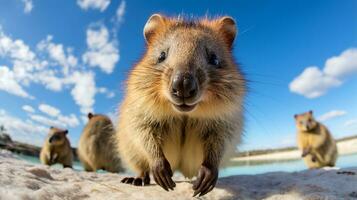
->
29, 114, 64, 128
97, 87, 115, 98
34, 70, 64, 91
0, 27, 115, 118
0, 30, 37, 65
0, 28, 45, 96
115, 1, 126, 24
77, 0, 110, 12
82, 24, 119, 74
289, 67, 341, 98
324, 48, 357, 78
0, 29, 42, 80
0, 66, 34, 99
318, 110, 347, 122
28, 103, 80, 128
22, 0, 33, 14
289, 48, 357, 98
0, 23, 120, 133
38, 104, 61, 118
344, 119, 357, 127
37, 36, 78, 75
30, 113, 79, 129
22, 105, 35, 113
57, 114, 80, 128
0, 29, 76, 95
69, 71, 96, 115
0, 109, 47, 146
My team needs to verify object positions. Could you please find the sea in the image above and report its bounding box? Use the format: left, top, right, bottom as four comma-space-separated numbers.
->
15, 152, 357, 177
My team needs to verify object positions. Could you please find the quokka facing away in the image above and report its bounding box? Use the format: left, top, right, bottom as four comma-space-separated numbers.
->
40, 127, 73, 168
116, 14, 245, 196
78, 113, 123, 172
294, 110, 338, 169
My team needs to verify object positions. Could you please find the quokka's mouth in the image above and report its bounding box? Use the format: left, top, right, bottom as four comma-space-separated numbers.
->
173, 103, 196, 112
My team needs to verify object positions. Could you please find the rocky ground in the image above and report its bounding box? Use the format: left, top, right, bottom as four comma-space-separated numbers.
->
0, 150, 356, 200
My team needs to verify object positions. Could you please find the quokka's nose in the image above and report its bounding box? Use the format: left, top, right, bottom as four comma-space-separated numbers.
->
171, 72, 198, 100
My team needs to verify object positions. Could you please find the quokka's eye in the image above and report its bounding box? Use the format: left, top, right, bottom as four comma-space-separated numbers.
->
208, 53, 220, 66
158, 51, 166, 63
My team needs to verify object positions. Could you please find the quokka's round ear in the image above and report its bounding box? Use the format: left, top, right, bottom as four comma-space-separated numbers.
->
216, 16, 237, 49
88, 112, 94, 119
143, 14, 166, 44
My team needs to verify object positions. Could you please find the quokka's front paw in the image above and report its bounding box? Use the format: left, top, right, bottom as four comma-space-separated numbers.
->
151, 158, 176, 191
192, 164, 218, 197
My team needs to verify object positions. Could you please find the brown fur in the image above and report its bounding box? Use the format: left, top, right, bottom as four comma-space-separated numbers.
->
40, 127, 73, 168
295, 111, 338, 169
78, 113, 123, 172
116, 14, 245, 194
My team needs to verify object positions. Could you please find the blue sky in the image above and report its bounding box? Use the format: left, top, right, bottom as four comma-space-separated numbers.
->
0, 0, 356, 150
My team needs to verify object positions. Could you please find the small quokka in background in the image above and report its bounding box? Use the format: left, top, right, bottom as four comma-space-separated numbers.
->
117, 14, 245, 197
294, 110, 338, 169
78, 113, 123, 173
40, 127, 73, 168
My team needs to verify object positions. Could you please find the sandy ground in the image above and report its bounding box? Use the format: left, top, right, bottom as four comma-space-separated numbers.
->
232, 137, 357, 162
1, 150, 357, 200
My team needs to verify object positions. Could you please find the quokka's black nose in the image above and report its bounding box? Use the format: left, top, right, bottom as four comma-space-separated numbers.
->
171, 72, 198, 100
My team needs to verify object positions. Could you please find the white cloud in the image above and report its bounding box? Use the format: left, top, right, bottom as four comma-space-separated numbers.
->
0, 29, 72, 95
77, 0, 110, 12
106, 91, 115, 98
0, 66, 34, 99
0, 28, 44, 96
0, 31, 37, 65
22, 0, 33, 14
289, 67, 341, 98
29, 114, 64, 128
22, 105, 35, 113
97, 87, 115, 98
37, 36, 78, 75
0, 28, 94, 115
0, 29, 42, 84
0, 25, 112, 128
289, 48, 357, 98
69, 71, 96, 114
31, 102, 80, 128
82, 24, 119, 74
0, 109, 47, 146
324, 48, 357, 78
344, 119, 357, 127
318, 110, 347, 122
57, 114, 80, 128
38, 104, 61, 117
34, 70, 64, 91
29, 112, 80, 129
115, 1, 126, 24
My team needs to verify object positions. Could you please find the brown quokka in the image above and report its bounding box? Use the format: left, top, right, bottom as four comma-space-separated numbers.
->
294, 110, 338, 169
40, 127, 73, 168
78, 113, 123, 172
116, 14, 245, 196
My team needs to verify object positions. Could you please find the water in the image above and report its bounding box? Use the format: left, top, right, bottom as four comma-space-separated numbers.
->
220, 153, 357, 177
16, 154, 84, 171
15, 153, 357, 177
